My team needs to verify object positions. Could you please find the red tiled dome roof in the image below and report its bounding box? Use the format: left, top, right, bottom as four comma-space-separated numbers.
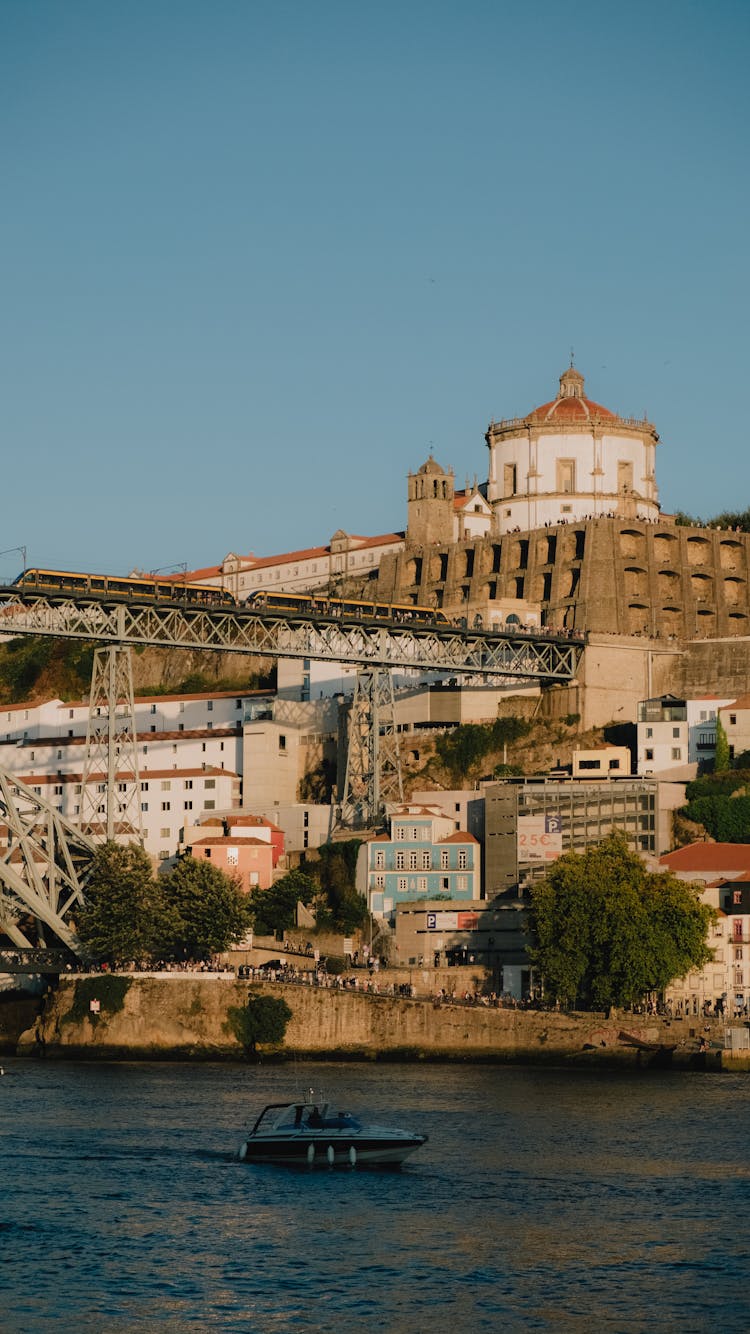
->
529, 394, 616, 423
528, 366, 615, 424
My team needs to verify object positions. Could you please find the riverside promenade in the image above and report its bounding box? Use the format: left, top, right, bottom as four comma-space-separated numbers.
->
8, 972, 741, 1069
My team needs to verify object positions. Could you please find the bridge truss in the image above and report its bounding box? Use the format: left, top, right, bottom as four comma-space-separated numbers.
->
0, 589, 583, 952
0, 770, 96, 954
0, 591, 582, 682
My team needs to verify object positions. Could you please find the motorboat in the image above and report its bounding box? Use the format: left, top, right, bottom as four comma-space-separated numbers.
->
238, 1091, 428, 1168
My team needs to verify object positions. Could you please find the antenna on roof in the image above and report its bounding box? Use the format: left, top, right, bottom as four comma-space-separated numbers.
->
570, 345, 575, 368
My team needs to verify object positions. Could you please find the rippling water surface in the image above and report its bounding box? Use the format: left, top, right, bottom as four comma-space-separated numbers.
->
1, 1059, 749, 1332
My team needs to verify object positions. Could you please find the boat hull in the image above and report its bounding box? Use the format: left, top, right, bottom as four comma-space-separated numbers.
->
239, 1133, 426, 1168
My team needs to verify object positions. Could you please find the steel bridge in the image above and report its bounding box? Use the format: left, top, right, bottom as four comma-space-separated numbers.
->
0, 587, 584, 957
0, 588, 582, 681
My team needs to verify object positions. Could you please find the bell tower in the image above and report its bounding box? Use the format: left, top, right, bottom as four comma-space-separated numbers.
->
407, 455, 455, 547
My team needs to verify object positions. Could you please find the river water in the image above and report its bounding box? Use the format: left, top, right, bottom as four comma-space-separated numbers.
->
1, 1058, 748, 1332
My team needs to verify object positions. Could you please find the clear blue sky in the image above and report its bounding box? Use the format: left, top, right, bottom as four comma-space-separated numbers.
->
1, 0, 748, 578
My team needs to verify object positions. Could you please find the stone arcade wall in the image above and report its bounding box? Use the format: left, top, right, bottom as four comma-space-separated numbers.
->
377, 517, 750, 641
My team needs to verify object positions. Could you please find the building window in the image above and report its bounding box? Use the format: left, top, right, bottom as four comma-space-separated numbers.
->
161, 780, 171, 791
161, 801, 171, 811
278, 735, 286, 751
179, 702, 185, 713
417, 877, 427, 892
730, 714, 737, 725
160, 827, 170, 839
503, 462, 517, 497
646, 727, 653, 738
205, 778, 216, 789
441, 849, 449, 869
442, 877, 449, 890
185, 780, 193, 790
150, 704, 156, 715
645, 748, 654, 761
671, 748, 681, 761
394, 825, 405, 840
375, 851, 384, 869
458, 876, 468, 891
141, 802, 149, 812
396, 852, 405, 870
207, 700, 213, 712
557, 459, 576, 494
184, 801, 193, 811
408, 852, 418, 869
734, 891, 742, 905
458, 849, 467, 868
422, 851, 431, 869
204, 800, 215, 810
398, 877, 408, 892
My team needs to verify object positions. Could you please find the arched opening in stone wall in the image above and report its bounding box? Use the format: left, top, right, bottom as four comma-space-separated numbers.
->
724, 576, 745, 605
627, 602, 649, 634
654, 533, 678, 562
624, 566, 648, 599
405, 556, 422, 586
484, 580, 497, 600
620, 529, 645, 560
658, 607, 682, 636
430, 552, 448, 582
491, 544, 502, 574
691, 572, 713, 603
686, 536, 710, 567
657, 569, 680, 599
720, 540, 744, 571
729, 612, 748, 635
463, 549, 475, 578
566, 569, 580, 598
695, 607, 716, 633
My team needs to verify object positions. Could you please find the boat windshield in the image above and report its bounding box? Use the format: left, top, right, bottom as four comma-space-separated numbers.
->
271, 1104, 362, 1132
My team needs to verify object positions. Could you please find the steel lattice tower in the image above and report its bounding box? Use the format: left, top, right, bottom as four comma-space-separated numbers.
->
339, 668, 403, 829
79, 646, 143, 843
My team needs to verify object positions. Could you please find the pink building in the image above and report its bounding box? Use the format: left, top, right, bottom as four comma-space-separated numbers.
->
189, 837, 274, 892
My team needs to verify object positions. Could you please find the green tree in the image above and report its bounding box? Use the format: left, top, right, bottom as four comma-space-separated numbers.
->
76, 842, 167, 966
528, 833, 713, 1010
160, 855, 251, 959
226, 994, 292, 1056
247, 869, 317, 936
714, 717, 730, 772
314, 840, 368, 932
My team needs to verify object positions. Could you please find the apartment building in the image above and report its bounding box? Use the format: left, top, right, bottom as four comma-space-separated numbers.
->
365, 803, 480, 923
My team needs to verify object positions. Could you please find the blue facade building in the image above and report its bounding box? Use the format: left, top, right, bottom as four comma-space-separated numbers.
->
367, 804, 480, 921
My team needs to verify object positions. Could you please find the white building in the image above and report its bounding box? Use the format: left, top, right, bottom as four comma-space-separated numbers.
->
637, 696, 691, 778
485, 366, 660, 535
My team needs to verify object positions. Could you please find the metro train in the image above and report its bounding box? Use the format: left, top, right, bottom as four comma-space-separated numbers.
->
12, 567, 234, 607
10, 568, 451, 626
245, 588, 451, 625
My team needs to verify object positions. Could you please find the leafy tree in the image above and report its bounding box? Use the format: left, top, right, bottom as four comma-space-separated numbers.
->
682, 795, 750, 843
528, 832, 713, 1010
76, 842, 167, 965
714, 717, 730, 772
160, 855, 251, 958
316, 842, 368, 932
226, 994, 292, 1055
247, 869, 317, 937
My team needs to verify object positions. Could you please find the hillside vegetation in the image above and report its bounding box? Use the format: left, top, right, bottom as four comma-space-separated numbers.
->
0, 636, 274, 706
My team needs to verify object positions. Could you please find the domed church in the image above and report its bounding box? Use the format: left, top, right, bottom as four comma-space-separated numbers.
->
485, 365, 660, 534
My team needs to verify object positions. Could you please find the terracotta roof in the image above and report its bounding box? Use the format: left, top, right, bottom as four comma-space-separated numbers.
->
721, 694, 750, 711
439, 831, 479, 844
227, 815, 282, 831
659, 844, 750, 873
528, 395, 616, 424
19, 766, 237, 784
191, 836, 270, 848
